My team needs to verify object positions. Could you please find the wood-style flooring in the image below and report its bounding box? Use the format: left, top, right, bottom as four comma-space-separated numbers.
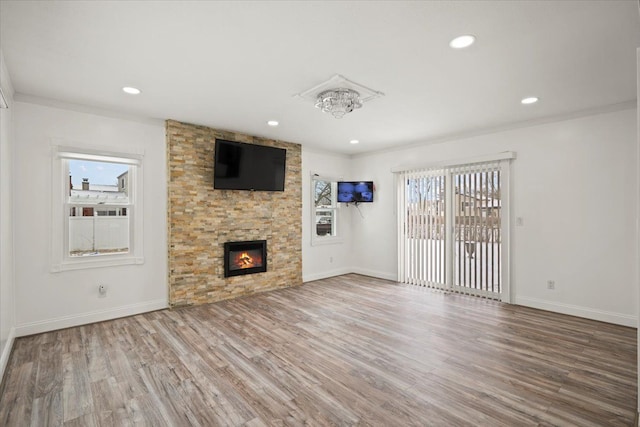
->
0, 274, 637, 426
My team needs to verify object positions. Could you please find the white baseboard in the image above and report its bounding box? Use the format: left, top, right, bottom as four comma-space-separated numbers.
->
0, 327, 16, 383
303, 267, 352, 283
15, 299, 168, 337
515, 296, 637, 328
350, 267, 397, 282
303, 268, 397, 283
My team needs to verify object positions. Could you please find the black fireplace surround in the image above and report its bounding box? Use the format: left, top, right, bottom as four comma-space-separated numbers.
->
223, 240, 267, 277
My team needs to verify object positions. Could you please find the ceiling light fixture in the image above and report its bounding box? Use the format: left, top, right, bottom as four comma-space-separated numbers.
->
350, 139, 359, 144
315, 88, 362, 119
267, 120, 279, 126
521, 96, 539, 105
297, 75, 383, 118
122, 86, 141, 95
449, 35, 476, 49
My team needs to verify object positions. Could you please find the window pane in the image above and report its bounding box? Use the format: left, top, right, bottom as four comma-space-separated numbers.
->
69, 213, 130, 256
314, 180, 332, 207
315, 209, 336, 237
69, 159, 129, 201
313, 178, 338, 238
68, 159, 130, 256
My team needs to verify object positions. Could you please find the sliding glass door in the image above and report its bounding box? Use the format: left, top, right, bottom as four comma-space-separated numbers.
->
451, 165, 502, 299
398, 170, 447, 290
397, 159, 510, 300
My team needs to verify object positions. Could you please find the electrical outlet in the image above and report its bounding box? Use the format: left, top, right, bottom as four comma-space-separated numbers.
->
547, 280, 555, 290
98, 284, 107, 297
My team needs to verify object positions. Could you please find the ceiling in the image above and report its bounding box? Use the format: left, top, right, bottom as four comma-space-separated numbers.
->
1, 1, 639, 155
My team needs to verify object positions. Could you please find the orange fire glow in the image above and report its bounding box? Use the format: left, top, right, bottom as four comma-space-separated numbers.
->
232, 250, 262, 269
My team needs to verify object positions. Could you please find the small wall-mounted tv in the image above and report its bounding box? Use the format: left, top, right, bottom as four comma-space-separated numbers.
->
214, 139, 286, 191
337, 181, 374, 203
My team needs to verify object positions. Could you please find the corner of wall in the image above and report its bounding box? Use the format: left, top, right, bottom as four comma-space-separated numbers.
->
0, 47, 16, 385
635, 45, 639, 420
0, 327, 15, 382
0, 49, 15, 104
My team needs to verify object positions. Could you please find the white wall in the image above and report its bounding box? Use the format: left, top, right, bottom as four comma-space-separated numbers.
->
302, 147, 353, 282
13, 101, 168, 336
636, 46, 640, 427
352, 108, 638, 327
0, 50, 15, 379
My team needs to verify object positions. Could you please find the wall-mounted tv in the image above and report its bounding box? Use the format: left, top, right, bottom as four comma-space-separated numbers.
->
337, 181, 374, 203
214, 139, 286, 191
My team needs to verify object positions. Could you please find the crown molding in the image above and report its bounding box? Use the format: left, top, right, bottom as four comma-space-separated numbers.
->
352, 100, 637, 159
13, 93, 164, 126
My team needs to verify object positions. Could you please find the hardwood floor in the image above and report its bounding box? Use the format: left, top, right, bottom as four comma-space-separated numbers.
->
0, 274, 636, 426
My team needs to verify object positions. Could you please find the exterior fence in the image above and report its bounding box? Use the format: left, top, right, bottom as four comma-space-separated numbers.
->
69, 216, 129, 254
405, 214, 501, 243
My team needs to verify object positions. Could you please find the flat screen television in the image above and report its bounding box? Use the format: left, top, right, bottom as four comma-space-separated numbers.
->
214, 139, 286, 191
337, 181, 374, 203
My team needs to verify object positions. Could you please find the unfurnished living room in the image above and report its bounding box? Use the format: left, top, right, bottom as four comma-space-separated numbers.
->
0, 1, 639, 426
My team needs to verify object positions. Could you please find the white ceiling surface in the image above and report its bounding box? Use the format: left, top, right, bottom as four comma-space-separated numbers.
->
1, 1, 639, 155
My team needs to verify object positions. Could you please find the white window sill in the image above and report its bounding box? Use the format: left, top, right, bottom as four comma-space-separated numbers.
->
311, 236, 344, 246
51, 256, 144, 272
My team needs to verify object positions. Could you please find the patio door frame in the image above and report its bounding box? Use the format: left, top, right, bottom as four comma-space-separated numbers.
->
394, 152, 515, 303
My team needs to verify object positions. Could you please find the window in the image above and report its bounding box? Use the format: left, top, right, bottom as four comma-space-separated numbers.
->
51, 146, 144, 271
395, 153, 514, 302
314, 178, 336, 237
312, 176, 341, 245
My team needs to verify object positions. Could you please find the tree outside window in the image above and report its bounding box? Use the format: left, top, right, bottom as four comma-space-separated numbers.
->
313, 178, 337, 237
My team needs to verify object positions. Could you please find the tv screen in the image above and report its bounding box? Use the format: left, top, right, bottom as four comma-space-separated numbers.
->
214, 139, 286, 191
337, 181, 374, 203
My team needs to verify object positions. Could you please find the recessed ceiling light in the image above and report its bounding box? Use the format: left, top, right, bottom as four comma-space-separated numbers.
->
350, 139, 359, 144
449, 35, 476, 49
122, 86, 141, 95
521, 97, 539, 105
267, 120, 279, 127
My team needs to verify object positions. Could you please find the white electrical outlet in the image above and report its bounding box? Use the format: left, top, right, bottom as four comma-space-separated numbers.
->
547, 280, 555, 290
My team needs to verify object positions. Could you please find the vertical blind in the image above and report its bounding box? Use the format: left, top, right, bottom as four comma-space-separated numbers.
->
397, 168, 447, 290
397, 160, 503, 299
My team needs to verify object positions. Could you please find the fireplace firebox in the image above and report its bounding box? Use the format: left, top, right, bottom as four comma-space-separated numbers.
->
223, 240, 267, 277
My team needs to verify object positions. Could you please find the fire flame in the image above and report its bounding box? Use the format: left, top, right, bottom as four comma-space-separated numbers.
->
238, 252, 253, 267
233, 250, 262, 269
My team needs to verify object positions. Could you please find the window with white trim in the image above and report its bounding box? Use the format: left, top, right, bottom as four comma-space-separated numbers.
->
312, 176, 340, 243
52, 147, 144, 271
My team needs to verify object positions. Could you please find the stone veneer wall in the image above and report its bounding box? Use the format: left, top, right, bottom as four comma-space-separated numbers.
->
166, 120, 302, 307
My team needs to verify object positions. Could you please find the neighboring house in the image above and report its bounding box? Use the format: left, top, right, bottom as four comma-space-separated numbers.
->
118, 170, 128, 195
455, 192, 501, 218
406, 189, 502, 242
408, 190, 501, 218
69, 175, 128, 217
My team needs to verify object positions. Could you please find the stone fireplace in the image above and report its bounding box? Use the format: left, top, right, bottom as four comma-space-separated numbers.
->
166, 120, 302, 308
224, 240, 267, 277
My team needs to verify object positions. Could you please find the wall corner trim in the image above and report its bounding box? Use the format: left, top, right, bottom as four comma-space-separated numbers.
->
0, 327, 16, 383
